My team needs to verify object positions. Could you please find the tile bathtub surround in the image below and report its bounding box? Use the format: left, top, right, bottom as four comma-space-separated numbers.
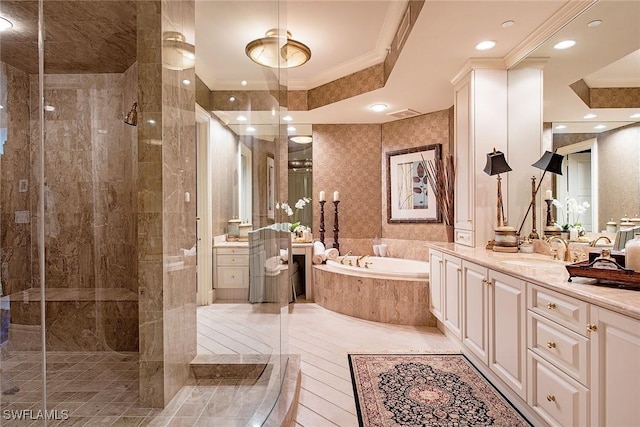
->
313, 266, 434, 326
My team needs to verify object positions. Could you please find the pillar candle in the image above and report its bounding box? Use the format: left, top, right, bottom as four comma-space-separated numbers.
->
545, 189, 553, 200
333, 191, 339, 201
319, 191, 325, 201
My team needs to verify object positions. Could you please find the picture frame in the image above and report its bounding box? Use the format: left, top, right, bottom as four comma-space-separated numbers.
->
386, 144, 442, 223
267, 155, 275, 220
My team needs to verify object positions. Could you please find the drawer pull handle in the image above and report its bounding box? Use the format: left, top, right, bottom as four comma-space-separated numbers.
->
587, 323, 598, 333
546, 394, 556, 402
547, 341, 556, 349
547, 302, 556, 310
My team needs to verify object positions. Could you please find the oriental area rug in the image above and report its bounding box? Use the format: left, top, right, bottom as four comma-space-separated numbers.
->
348, 353, 531, 427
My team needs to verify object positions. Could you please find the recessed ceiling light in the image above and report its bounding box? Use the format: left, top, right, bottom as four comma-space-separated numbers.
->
584, 113, 597, 119
229, 96, 235, 102
237, 115, 247, 121
0, 17, 13, 32
594, 124, 607, 130
241, 80, 247, 86
147, 119, 156, 125
246, 126, 256, 132
182, 79, 191, 85
290, 136, 312, 144
587, 20, 602, 27
287, 126, 296, 132
44, 105, 55, 112
554, 40, 576, 50
282, 115, 293, 122
369, 103, 388, 112
475, 40, 496, 51
630, 113, 640, 119
555, 124, 567, 130
501, 20, 515, 28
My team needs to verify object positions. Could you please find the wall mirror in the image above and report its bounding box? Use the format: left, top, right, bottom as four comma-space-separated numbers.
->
519, 0, 640, 232
287, 124, 313, 229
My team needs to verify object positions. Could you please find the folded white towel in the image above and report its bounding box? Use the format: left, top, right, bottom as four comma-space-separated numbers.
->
325, 248, 339, 261
313, 241, 327, 264
279, 249, 289, 263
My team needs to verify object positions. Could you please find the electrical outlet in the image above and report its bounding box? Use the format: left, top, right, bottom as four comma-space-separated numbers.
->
18, 179, 28, 192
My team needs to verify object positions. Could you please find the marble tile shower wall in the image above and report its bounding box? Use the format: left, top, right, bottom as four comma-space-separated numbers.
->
26, 72, 137, 292
0, 62, 31, 297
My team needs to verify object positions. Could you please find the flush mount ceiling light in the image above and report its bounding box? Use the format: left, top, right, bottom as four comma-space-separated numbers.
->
0, 17, 13, 31
554, 40, 576, 50
369, 103, 388, 112
290, 135, 313, 144
245, 29, 311, 69
475, 40, 496, 51
163, 31, 195, 70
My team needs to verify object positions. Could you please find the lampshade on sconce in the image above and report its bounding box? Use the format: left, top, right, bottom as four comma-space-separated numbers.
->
517, 150, 565, 238
484, 149, 517, 252
532, 150, 564, 175
163, 31, 195, 70
245, 29, 311, 68
124, 102, 138, 126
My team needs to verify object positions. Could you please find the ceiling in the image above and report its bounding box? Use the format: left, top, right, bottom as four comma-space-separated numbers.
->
0, 0, 636, 137
195, 0, 640, 137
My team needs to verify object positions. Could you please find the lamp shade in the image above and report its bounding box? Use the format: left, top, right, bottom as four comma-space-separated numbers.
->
483, 150, 512, 176
532, 151, 564, 175
245, 29, 311, 69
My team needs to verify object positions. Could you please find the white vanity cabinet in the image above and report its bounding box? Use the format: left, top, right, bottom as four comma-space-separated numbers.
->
428, 250, 444, 321
461, 261, 526, 399
589, 306, 640, 427
527, 284, 590, 427
213, 246, 249, 290
443, 254, 462, 340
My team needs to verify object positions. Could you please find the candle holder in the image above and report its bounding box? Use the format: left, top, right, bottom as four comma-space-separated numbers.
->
529, 176, 539, 239
332, 200, 340, 252
543, 198, 562, 237
318, 200, 326, 246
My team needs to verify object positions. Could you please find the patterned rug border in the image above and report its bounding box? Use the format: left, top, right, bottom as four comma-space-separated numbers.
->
348, 352, 532, 427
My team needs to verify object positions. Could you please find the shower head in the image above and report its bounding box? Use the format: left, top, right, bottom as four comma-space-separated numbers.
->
124, 102, 138, 126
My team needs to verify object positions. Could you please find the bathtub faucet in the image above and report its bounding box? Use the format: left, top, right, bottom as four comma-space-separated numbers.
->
357, 255, 368, 268
340, 251, 353, 264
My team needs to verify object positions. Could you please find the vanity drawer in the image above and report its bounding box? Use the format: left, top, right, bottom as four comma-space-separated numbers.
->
528, 311, 589, 386
217, 267, 248, 289
216, 247, 249, 256
528, 284, 589, 336
454, 229, 474, 247
217, 254, 248, 266
527, 351, 588, 427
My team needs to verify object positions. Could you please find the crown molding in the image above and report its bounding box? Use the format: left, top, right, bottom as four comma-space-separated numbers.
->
504, 0, 597, 69
450, 58, 507, 86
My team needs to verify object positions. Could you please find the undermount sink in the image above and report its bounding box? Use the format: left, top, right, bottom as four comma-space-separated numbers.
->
499, 257, 565, 268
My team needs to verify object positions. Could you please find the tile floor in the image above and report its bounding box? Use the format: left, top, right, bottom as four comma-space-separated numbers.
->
0, 300, 456, 426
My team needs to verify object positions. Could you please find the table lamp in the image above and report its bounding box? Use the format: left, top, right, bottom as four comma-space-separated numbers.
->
483, 149, 517, 252
517, 150, 564, 239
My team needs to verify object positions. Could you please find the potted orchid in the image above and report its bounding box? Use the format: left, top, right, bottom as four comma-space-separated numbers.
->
276, 196, 311, 233
552, 196, 590, 238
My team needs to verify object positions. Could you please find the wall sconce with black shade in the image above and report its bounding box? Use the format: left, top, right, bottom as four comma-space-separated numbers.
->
124, 102, 138, 126
484, 148, 517, 252
517, 150, 564, 239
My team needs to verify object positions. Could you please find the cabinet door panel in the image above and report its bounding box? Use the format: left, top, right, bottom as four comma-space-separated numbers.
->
462, 261, 488, 364
490, 270, 526, 399
443, 255, 462, 339
429, 251, 444, 321
590, 306, 640, 427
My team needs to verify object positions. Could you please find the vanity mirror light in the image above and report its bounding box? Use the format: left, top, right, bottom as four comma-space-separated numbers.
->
520, 0, 640, 233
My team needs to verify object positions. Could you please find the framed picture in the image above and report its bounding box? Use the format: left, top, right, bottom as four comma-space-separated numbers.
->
267, 155, 275, 219
386, 144, 441, 223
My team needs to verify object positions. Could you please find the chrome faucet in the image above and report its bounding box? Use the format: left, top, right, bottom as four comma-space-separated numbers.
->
357, 255, 368, 268
589, 236, 612, 247
340, 251, 353, 264
545, 236, 572, 262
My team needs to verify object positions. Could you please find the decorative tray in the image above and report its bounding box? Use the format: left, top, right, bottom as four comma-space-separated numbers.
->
566, 257, 640, 290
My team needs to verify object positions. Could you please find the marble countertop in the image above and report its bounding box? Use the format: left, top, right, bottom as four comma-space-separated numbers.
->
213, 236, 313, 248
427, 243, 640, 321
